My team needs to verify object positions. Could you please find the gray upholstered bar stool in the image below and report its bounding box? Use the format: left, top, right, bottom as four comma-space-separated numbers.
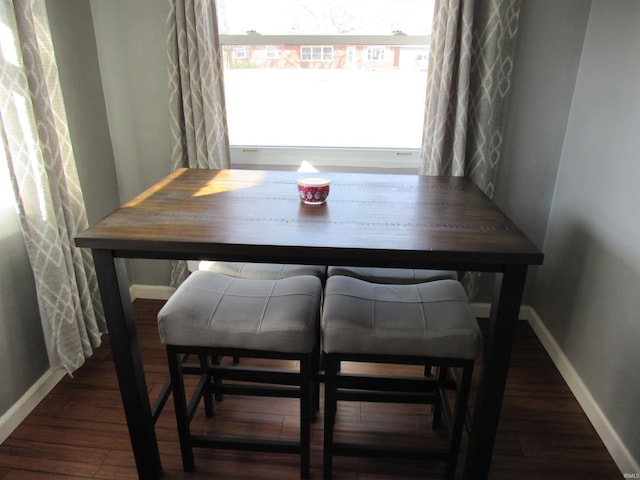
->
190, 260, 327, 281
326, 266, 457, 376
158, 270, 323, 479
321, 276, 482, 480
190, 261, 327, 365
327, 265, 456, 284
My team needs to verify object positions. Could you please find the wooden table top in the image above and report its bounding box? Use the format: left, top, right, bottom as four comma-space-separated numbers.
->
75, 168, 543, 269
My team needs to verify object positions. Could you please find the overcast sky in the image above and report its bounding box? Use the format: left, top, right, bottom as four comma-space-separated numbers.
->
218, 0, 435, 36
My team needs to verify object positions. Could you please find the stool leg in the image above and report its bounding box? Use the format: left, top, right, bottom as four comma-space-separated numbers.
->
432, 366, 445, 429
445, 363, 473, 480
312, 344, 320, 420
300, 354, 312, 479
211, 355, 224, 401
167, 346, 195, 471
199, 354, 214, 417
323, 355, 338, 480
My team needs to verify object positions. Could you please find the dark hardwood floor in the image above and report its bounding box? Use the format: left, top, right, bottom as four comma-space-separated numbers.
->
0, 299, 621, 479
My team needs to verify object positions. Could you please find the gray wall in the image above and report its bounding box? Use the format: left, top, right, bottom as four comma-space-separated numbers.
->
0, 0, 119, 416
496, 0, 639, 467
90, 0, 173, 286
494, 0, 590, 275
532, 0, 640, 463
46, 0, 120, 225
0, 184, 47, 415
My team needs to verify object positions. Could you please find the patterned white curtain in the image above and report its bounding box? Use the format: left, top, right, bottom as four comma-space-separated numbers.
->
0, 0, 106, 374
421, 0, 520, 194
420, 0, 521, 297
167, 0, 231, 286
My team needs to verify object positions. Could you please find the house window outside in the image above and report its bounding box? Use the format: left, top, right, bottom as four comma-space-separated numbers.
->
366, 46, 386, 61
265, 46, 278, 59
301, 46, 333, 62
217, 0, 435, 170
232, 46, 248, 59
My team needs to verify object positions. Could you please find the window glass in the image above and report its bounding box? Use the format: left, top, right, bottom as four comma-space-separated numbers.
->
217, 0, 435, 162
265, 46, 278, 59
300, 46, 334, 62
232, 46, 248, 59
366, 47, 386, 61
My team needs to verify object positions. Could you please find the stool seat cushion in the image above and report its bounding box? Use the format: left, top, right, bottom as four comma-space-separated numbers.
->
327, 266, 456, 284
195, 261, 327, 280
158, 271, 322, 353
322, 277, 481, 359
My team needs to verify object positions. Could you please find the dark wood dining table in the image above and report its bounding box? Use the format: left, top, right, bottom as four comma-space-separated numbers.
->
75, 168, 543, 480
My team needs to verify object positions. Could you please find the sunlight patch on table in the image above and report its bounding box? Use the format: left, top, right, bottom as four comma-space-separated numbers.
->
193, 169, 267, 196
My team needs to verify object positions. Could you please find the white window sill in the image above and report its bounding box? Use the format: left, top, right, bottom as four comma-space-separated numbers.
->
230, 146, 420, 174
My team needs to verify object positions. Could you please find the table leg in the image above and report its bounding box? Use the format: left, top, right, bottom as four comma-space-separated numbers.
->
92, 250, 162, 480
462, 264, 528, 480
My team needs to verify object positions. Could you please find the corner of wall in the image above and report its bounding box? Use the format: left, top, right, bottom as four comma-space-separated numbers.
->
0, 368, 66, 445
471, 301, 636, 474
129, 284, 175, 301
526, 308, 639, 475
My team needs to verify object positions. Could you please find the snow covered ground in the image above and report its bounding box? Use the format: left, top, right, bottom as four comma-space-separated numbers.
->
224, 68, 428, 149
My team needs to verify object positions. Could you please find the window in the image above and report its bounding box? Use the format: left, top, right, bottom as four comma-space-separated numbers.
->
366, 46, 386, 61
232, 46, 248, 59
217, 0, 435, 171
301, 46, 333, 62
265, 46, 278, 59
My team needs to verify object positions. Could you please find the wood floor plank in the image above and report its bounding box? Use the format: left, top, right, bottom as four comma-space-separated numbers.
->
0, 471, 90, 480
0, 299, 621, 479
0, 440, 100, 477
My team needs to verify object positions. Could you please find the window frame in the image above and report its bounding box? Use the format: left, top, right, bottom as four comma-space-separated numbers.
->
366, 46, 387, 62
230, 146, 420, 172
232, 45, 248, 59
265, 45, 278, 59
300, 45, 334, 62
220, 34, 430, 171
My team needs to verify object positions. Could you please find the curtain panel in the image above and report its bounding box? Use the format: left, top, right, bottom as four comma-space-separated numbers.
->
421, 0, 521, 198
167, 0, 230, 171
0, 0, 106, 374
420, 0, 521, 298
167, 0, 231, 286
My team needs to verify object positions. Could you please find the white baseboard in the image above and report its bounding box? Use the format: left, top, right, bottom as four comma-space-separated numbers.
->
470, 302, 531, 320
129, 284, 175, 301
472, 301, 636, 474
526, 308, 639, 476
0, 367, 66, 444
0, 283, 171, 446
